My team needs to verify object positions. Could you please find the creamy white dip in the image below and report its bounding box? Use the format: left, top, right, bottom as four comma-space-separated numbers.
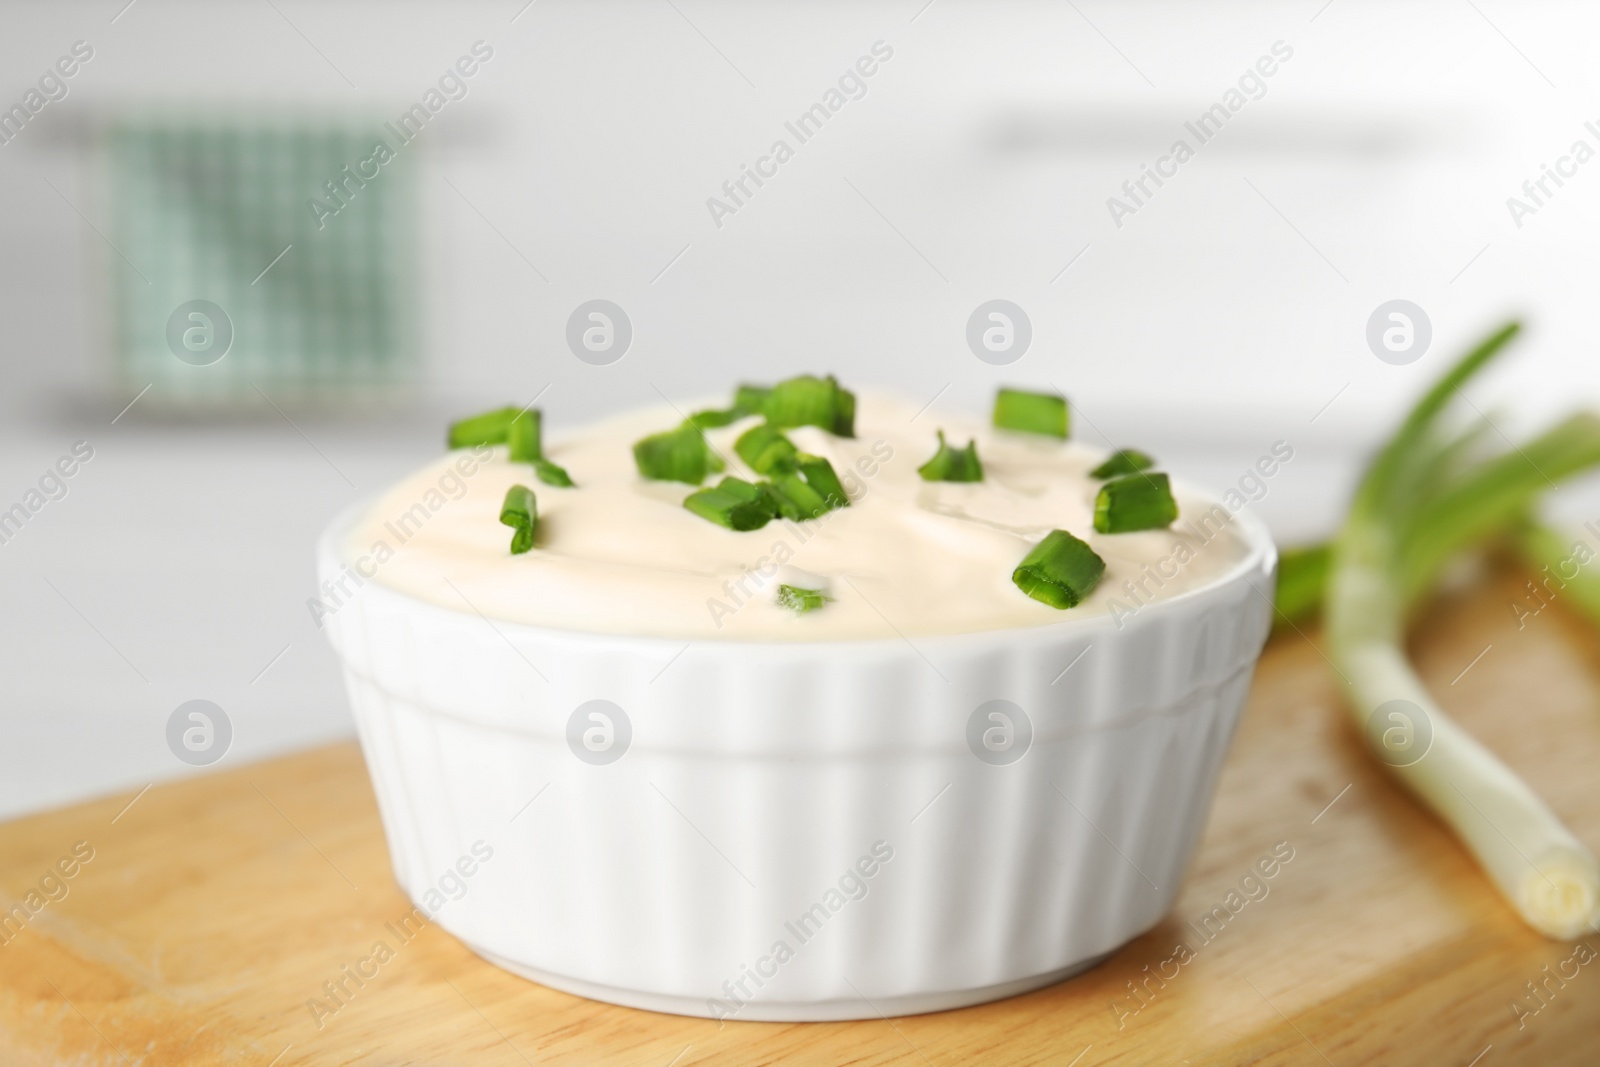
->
343, 394, 1248, 640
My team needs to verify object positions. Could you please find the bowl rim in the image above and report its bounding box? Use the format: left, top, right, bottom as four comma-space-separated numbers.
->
317, 483, 1278, 654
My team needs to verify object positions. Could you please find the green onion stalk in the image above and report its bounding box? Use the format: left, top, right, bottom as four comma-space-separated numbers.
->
1517, 521, 1600, 624
1326, 322, 1600, 939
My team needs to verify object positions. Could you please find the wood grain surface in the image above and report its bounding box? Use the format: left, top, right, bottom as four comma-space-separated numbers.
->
2, 568, 1598, 1066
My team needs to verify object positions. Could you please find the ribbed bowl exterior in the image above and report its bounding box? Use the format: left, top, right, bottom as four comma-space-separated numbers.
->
319, 507, 1276, 1019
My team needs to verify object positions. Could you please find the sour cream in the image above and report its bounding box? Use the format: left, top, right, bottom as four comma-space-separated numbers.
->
345, 394, 1248, 640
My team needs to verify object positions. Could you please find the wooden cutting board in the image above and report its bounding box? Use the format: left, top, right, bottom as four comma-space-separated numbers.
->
3, 568, 1598, 1066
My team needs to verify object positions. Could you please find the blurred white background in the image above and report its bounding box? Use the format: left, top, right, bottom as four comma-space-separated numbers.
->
5, 0, 1600, 818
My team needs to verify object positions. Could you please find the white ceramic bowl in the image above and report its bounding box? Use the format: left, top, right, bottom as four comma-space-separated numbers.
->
318, 501, 1276, 1021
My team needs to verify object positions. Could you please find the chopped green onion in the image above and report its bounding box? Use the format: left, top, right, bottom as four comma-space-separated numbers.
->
491, 408, 574, 485
1094, 472, 1178, 533
508, 409, 542, 463
499, 485, 537, 554
777, 584, 831, 614
993, 389, 1068, 439
918, 430, 984, 482
683, 476, 778, 531
448, 405, 521, 448
1273, 543, 1331, 628
763, 375, 856, 437
688, 384, 780, 429
633, 422, 724, 485
734, 384, 772, 416
835, 388, 857, 438
1090, 448, 1155, 480
767, 472, 830, 522
687, 407, 742, 430
735, 423, 800, 474
796, 454, 849, 509
1012, 529, 1105, 609
533, 458, 574, 488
